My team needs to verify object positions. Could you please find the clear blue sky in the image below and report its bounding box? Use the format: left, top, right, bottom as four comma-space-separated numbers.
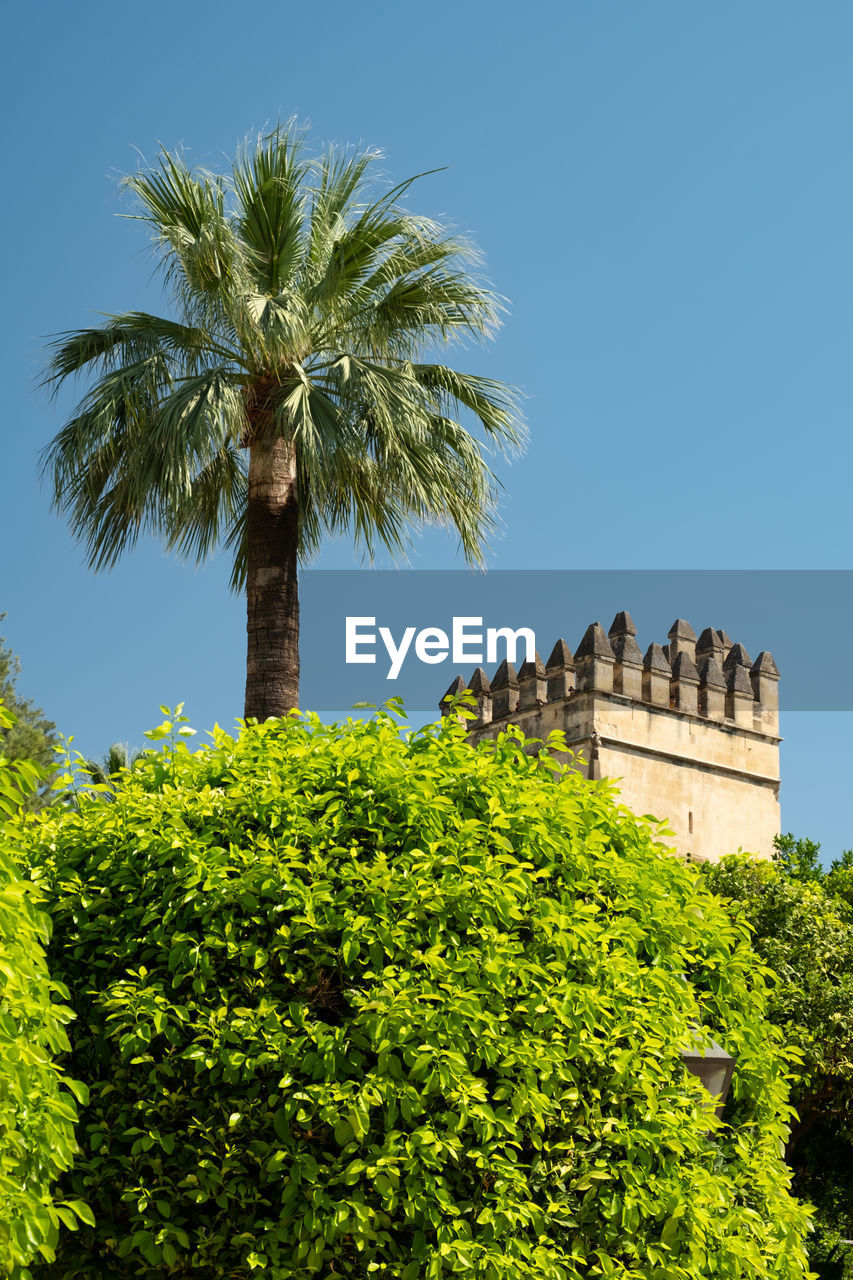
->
1, 2, 851, 858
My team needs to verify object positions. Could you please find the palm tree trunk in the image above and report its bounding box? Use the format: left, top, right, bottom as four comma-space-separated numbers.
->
244, 432, 300, 719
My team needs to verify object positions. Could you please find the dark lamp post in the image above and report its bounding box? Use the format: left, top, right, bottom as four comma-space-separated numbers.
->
681, 1034, 737, 1115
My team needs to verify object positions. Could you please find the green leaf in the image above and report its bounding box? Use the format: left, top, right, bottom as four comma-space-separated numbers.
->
334, 1119, 354, 1146
62, 1201, 96, 1228
65, 1077, 89, 1105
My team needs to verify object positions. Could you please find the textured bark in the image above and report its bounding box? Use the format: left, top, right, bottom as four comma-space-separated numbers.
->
244, 430, 300, 719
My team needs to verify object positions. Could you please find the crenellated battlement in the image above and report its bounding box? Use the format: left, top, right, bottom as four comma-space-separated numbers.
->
439, 612, 781, 863
440, 612, 780, 737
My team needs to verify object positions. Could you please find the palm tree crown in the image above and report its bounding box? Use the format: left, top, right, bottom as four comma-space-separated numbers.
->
42, 125, 524, 718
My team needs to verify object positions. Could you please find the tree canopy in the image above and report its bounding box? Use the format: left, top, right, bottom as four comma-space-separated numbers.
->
15, 707, 810, 1279
41, 126, 524, 718
703, 837, 853, 1269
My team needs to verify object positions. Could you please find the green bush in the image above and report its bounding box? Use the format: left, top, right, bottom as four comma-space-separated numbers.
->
17, 708, 810, 1279
0, 704, 89, 1274
703, 845, 853, 1267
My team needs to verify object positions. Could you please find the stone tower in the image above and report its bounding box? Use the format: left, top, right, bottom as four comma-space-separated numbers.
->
440, 612, 780, 863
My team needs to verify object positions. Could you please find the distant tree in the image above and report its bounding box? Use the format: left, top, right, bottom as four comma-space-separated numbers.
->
0, 613, 57, 802
771, 831, 824, 886
824, 847, 853, 912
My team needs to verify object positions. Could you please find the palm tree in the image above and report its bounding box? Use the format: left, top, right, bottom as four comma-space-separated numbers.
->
42, 126, 524, 719
79, 742, 145, 800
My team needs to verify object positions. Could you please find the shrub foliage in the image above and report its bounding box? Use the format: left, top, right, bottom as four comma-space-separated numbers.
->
704, 842, 853, 1261
0, 704, 88, 1274
18, 709, 810, 1279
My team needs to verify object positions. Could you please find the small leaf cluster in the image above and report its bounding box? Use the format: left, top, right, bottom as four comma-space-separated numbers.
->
0, 703, 90, 1274
17, 710, 811, 1279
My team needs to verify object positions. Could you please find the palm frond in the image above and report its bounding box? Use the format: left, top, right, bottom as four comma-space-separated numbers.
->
80, 743, 145, 799
307, 146, 378, 267
233, 125, 310, 295
147, 368, 247, 470
409, 363, 526, 452
42, 312, 240, 393
307, 202, 499, 360
124, 152, 244, 336
165, 442, 247, 566
224, 502, 248, 591
237, 292, 312, 367
42, 360, 246, 571
307, 209, 424, 323
288, 355, 506, 563
304, 159, 446, 316
353, 269, 501, 356
356, 231, 464, 300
